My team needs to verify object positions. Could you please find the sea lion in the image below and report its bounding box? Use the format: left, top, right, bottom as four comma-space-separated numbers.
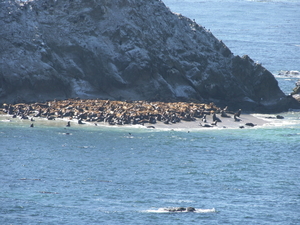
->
234, 109, 242, 117
221, 110, 230, 118
234, 115, 241, 122
200, 123, 212, 127
212, 113, 222, 122
211, 120, 218, 126
66, 121, 71, 127
202, 114, 207, 123
30, 123, 34, 127
162, 207, 196, 212
245, 122, 256, 127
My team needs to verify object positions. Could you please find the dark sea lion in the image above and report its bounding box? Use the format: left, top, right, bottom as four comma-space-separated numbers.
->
212, 113, 222, 122
245, 122, 256, 127
163, 207, 196, 212
211, 120, 218, 126
276, 115, 284, 119
234, 115, 241, 122
221, 110, 230, 118
186, 207, 196, 212
234, 109, 242, 117
202, 114, 207, 123
30, 123, 34, 127
66, 121, 71, 127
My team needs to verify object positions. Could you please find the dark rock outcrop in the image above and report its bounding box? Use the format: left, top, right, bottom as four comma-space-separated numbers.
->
1, 0, 299, 112
291, 79, 300, 103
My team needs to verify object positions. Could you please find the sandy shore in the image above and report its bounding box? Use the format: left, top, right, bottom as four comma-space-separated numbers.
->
140, 113, 269, 130
0, 99, 269, 130
0, 112, 269, 130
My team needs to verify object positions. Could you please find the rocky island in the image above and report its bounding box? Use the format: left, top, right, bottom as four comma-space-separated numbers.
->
1, 0, 299, 114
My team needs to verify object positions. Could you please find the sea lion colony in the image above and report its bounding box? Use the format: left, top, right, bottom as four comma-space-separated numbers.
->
0, 99, 228, 126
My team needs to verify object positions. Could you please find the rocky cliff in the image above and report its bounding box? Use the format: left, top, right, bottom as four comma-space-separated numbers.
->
1, 0, 299, 112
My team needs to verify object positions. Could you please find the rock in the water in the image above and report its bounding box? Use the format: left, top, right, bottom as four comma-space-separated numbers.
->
1, 0, 299, 112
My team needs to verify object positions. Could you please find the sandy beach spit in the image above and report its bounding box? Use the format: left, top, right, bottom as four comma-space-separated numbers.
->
0, 99, 268, 129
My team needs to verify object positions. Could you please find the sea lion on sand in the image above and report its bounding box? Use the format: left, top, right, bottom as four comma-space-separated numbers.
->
234, 109, 242, 117
200, 123, 212, 127
212, 113, 221, 122
221, 110, 230, 118
234, 115, 241, 122
66, 121, 71, 127
245, 122, 256, 127
202, 114, 207, 123
30, 123, 34, 127
211, 120, 218, 126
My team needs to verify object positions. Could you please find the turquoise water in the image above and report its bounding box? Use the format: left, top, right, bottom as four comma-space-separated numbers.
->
2, 0, 300, 224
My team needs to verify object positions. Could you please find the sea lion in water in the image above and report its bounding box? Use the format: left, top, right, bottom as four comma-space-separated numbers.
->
162, 207, 196, 212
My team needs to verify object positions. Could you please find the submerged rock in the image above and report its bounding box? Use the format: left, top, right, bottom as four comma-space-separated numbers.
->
1, 0, 299, 112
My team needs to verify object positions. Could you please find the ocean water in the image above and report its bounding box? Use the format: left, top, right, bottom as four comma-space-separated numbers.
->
164, 0, 300, 95
0, 117, 300, 225
1, 0, 300, 224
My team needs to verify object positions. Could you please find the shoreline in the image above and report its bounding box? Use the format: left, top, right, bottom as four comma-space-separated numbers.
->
0, 99, 273, 130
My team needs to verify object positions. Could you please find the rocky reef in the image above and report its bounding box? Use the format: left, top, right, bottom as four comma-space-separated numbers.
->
1, 0, 299, 112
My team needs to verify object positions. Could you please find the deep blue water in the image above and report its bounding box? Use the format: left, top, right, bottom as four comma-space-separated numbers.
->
164, 0, 300, 95
2, 0, 300, 224
1, 115, 300, 224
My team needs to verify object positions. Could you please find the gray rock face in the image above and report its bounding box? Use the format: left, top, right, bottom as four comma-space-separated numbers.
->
1, 0, 299, 112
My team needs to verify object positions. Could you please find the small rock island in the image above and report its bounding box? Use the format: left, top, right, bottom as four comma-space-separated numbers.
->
0, 0, 299, 113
